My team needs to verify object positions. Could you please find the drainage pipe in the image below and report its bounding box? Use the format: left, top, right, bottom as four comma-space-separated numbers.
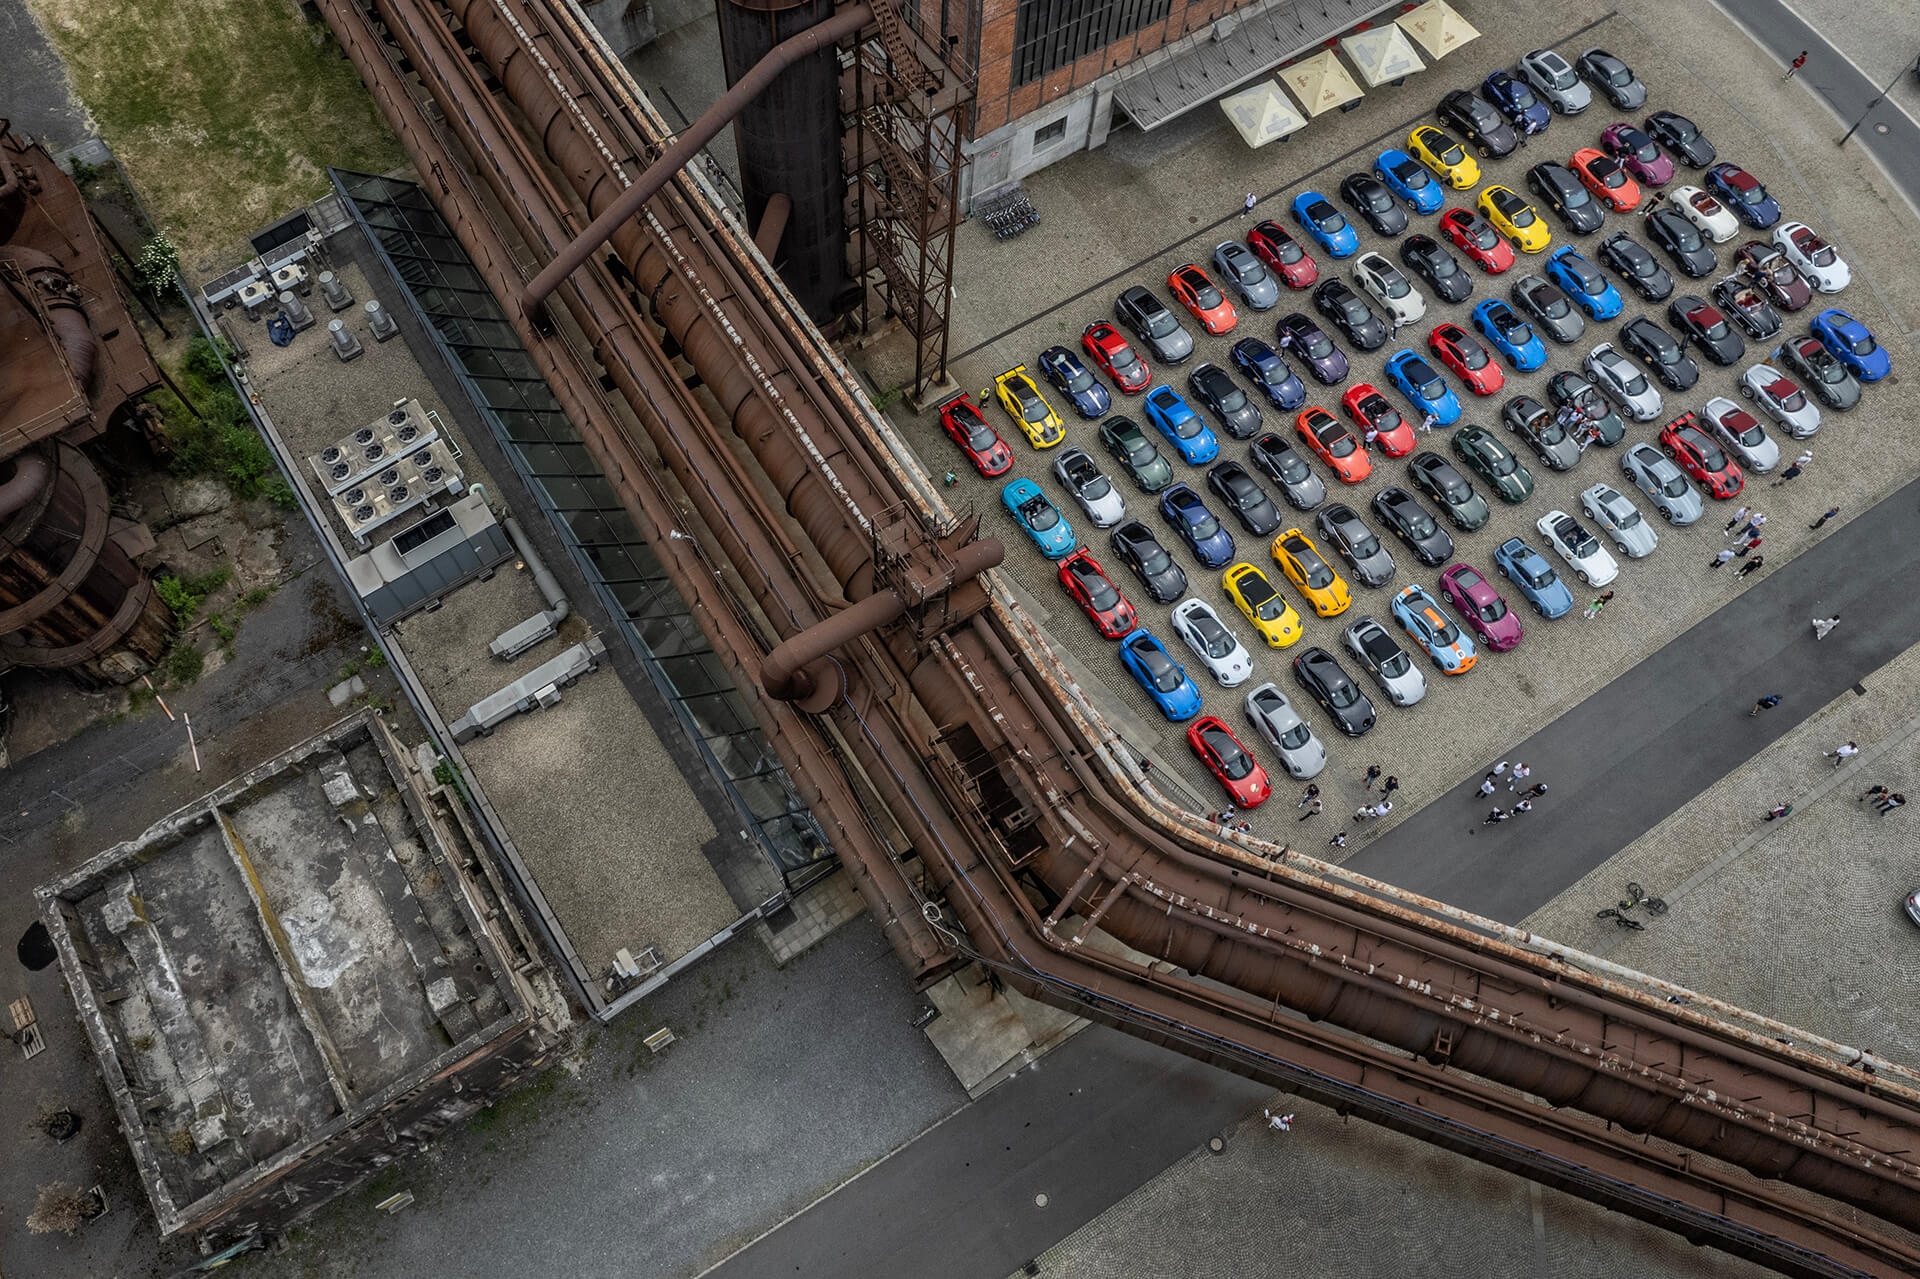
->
0, 454, 51, 522
503, 515, 570, 627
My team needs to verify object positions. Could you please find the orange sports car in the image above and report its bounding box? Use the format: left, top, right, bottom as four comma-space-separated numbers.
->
1570, 147, 1641, 213
1294, 406, 1372, 485
1167, 263, 1238, 335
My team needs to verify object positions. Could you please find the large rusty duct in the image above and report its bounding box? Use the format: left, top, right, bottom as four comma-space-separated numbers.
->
318, 2, 1920, 1271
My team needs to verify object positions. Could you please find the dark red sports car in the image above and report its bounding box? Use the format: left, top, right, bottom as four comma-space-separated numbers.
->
1658, 412, 1743, 499
1426, 323, 1506, 396
937, 394, 1012, 476
1081, 321, 1152, 393
1340, 383, 1418, 457
1247, 220, 1319, 289
1735, 241, 1812, 311
1440, 208, 1517, 274
1055, 548, 1137, 638
1186, 715, 1272, 808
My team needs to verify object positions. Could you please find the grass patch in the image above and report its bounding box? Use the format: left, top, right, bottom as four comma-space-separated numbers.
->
26, 0, 404, 269
151, 336, 296, 505
155, 563, 232, 626
164, 643, 204, 685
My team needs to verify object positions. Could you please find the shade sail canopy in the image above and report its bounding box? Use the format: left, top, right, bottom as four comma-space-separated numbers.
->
1339, 24, 1428, 87
1278, 48, 1365, 117
1396, 0, 1481, 60
1219, 79, 1309, 147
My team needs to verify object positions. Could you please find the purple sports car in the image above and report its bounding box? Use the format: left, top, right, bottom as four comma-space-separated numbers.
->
1600, 123, 1674, 187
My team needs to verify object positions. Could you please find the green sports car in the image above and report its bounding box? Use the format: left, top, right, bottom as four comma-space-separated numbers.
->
1450, 424, 1535, 504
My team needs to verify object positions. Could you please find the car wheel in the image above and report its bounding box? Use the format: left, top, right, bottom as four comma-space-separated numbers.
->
1532, 602, 1546, 617
1579, 570, 1592, 584
1658, 505, 1671, 519
1615, 541, 1629, 553
1739, 382, 1754, 399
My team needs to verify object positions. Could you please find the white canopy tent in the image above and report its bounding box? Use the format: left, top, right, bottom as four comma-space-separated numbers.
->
1218, 79, 1309, 148
1339, 24, 1428, 88
1395, 0, 1481, 61
1278, 48, 1365, 117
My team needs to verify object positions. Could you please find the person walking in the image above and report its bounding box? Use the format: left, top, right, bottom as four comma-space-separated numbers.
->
1812, 615, 1840, 639
1765, 802, 1793, 821
1508, 762, 1532, 790
1709, 548, 1736, 569
1749, 693, 1782, 716
1737, 555, 1765, 578
1243, 191, 1258, 218
1785, 50, 1808, 79
1328, 831, 1349, 848
1723, 505, 1750, 535
1297, 783, 1320, 808
1482, 808, 1510, 825
1491, 760, 1510, 781
1365, 764, 1383, 789
1824, 742, 1859, 767
1582, 590, 1615, 620
1522, 782, 1549, 800
1770, 460, 1805, 487
1862, 784, 1890, 804
1478, 776, 1498, 797
1264, 1108, 1294, 1131
1736, 535, 1762, 558
1811, 505, 1840, 530
1512, 799, 1534, 815
1370, 799, 1394, 819
1382, 775, 1400, 797
1298, 798, 1323, 820
1877, 793, 1908, 815
1419, 411, 1438, 433
1734, 512, 1766, 539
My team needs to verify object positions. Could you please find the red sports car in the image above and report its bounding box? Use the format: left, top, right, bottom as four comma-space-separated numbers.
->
1167, 264, 1238, 334
1081, 321, 1152, 394
1659, 412, 1744, 499
1186, 715, 1272, 808
1056, 548, 1137, 639
937, 394, 1012, 476
1439, 208, 1517, 274
1340, 384, 1418, 456
1426, 323, 1505, 397
1570, 147, 1642, 213
1247, 220, 1319, 289
1439, 563, 1523, 652
1295, 406, 1372, 484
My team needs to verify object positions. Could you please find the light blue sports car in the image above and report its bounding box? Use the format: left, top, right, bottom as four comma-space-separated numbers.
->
1491, 536, 1575, 619
1001, 477, 1076, 559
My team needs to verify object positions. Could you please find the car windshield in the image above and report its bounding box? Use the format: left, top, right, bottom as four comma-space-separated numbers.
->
1123, 435, 1156, 465
1186, 509, 1221, 539
1510, 84, 1537, 109
1362, 186, 1393, 212
1078, 471, 1112, 500
1427, 253, 1459, 279
1138, 539, 1172, 573
1666, 116, 1697, 142
1020, 496, 1057, 530
1607, 65, 1633, 87
1467, 223, 1498, 250
1381, 271, 1411, 299
1518, 560, 1550, 587
1629, 137, 1658, 164
1318, 422, 1356, 458
1365, 397, 1404, 430
1558, 521, 1592, 553
1662, 474, 1689, 498
1217, 383, 1249, 411
1529, 286, 1569, 318
1137, 643, 1182, 693
1669, 221, 1702, 251
1326, 676, 1359, 709
1143, 305, 1177, 338
1689, 193, 1720, 216
1378, 648, 1410, 678
1108, 344, 1141, 372
1405, 509, 1437, 538
1699, 315, 1730, 340
1390, 159, 1430, 188
1483, 445, 1516, 476
1340, 297, 1371, 325
1696, 439, 1728, 470
1508, 204, 1537, 228
1299, 553, 1333, 588
1273, 449, 1308, 482
1203, 728, 1253, 778
1609, 500, 1642, 528
961, 418, 996, 449
1060, 361, 1095, 393
1560, 180, 1591, 208
1070, 563, 1117, 610
1304, 332, 1334, 359
1279, 722, 1312, 749
1189, 280, 1223, 307
1194, 615, 1235, 658
1640, 328, 1678, 359
1348, 529, 1381, 558
1479, 597, 1508, 622
1438, 141, 1465, 166
1536, 418, 1567, 445
1594, 160, 1626, 189
1544, 62, 1574, 89
1736, 183, 1766, 206
1306, 200, 1343, 229
1271, 237, 1304, 264
1504, 317, 1537, 346
1848, 331, 1877, 356
1722, 412, 1763, 445
1807, 242, 1836, 267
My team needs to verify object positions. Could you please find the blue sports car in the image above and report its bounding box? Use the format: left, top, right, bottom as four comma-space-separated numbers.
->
1705, 163, 1780, 230
1373, 149, 1445, 215
1230, 337, 1307, 409
1491, 536, 1575, 619
1001, 477, 1076, 559
1291, 192, 1361, 259
1036, 345, 1112, 419
1158, 482, 1236, 568
1142, 385, 1220, 464
1546, 245, 1623, 321
1383, 350, 1462, 427
1118, 627, 1203, 721
1810, 308, 1890, 383
1482, 69, 1550, 136
1471, 299, 1548, 371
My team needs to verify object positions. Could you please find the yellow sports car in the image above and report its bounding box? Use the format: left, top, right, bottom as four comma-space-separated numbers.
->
994, 366, 1065, 448
1221, 562, 1303, 648
1270, 529, 1351, 618
1408, 126, 1479, 190
1476, 185, 1552, 254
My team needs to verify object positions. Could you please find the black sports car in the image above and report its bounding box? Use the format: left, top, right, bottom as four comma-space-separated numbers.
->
1291, 646, 1377, 737
1115, 286, 1194, 364
1644, 209, 1717, 278
1510, 274, 1585, 343
1275, 313, 1350, 385
1620, 316, 1700, 391
1249, 433, 1327, 511
1339, 173, 1410, 237
1544, 372, 1625, 444
1371, 485, 1454, 567
1646, 111, 1716, 168
1666, 295, 1746, 365
1408, 452, 1491, 532
1576, 48, 1647, 109
1525, 162, 1605, 235
1711, 276, 1783, 340
1315, 502, 1396, 588
1597, 231, 1674, 301
1205, 460, 1282, 536
1312, 280, 1389, 351
1108, 519, 1187, 603
1501, 394, 1582, 470
1438, 90, 1520, 158
1186, 362, 1263, 439
1400, 234, 1474, 304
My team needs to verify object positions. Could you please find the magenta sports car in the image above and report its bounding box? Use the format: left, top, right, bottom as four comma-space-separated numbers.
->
1440, 563, 1524, 651
1599, 122, 1675, 188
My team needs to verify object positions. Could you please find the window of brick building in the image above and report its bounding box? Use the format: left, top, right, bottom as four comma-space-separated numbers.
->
1012, 0, 1173, 89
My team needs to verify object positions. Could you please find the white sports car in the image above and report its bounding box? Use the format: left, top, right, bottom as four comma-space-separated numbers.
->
1772, 221, 1850, 293
1171, 597, 1252, 687
1584, 342, 1663, 422
1666, 186, 1739, 243
1579, 483, 1659, 558
1739, 363, 1821, 438
1701, 395, 1779, 472
1242, 682, 1327, 779
1351, 252, 1427, 326
1051, 447, 1126, 528
1536, 509, 1620, 586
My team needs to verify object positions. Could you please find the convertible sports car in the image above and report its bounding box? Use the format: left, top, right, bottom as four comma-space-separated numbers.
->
1375, 147, 1447, 214
1536, 509, 1619, 586
1428, 323, 1505, 396
1372, 485, 1455, 567
1222, 561, 1305, 648
1701, 396, 1779, 473
1644, 207, 1718, 278
1340, 173, 1410, 237
1291, 646, 1378, 736
1383, 350, 1463, 426
994, 365, 1067, 447
1158, 482, 1236, 568
1109, 519, 1188, 602
1738, 363, 1821, 438
937, 393, 1012, 476
1001, 477, 1076, 558
1545, 371, 1625, 445
1478, 185, 1553, 254
1658, 412, 1744, 499
1409, 451, 1492, 531
1440, 207, 1517, 273
1271, 527, 1352, 617
1525, 161, 1606, 235
1510, 273, 1585, 343
1211, 240, 1282, 311
1775, 334, 1861, 410
1187, 715, 1272, 806
1438, 90, 1520, 158
1451, 424, 1535, 503
1810, 307, 1890, 382
1097, 416, 1175, 492
1471, 299, 1548, 370
1401, 233, 1475, 304
1518, 48, 1592, 115
1230, 337, 1307, 410
1736, 241, 1812, 312
1440, 563, 1523, 651
1492, 536, 1576, 618
1666, 295, 1746, 365
1351, 252, 1427, 327
1118, 627, 1202, 720
1772, 221, 1850, 293
1408, 125, 1481, 189
1296, 406, 1373, 484
1142, 384, 1221, 463
1391, 584, 1477, 674
1292, 191, 1361, 258
1167, 263, 1238, 335
1500, 394, 1582, 470
1313, 279, 1389, 351
1342, 383, 1419, 455
1115, 285, 1195, 364
1171, 598, 1253, 688
1666, 186, 1739, 243
1706, 163, 1781, 229
1275, 313, 1350, 384
1052, 446, 1126, 527
1577, 48, 1648, 110
1243, 683, 1328, 778
1206, 459, 1282, 535
1599, 122, 1674, 187
1712, 274, 1783, 339
1249, 432, 1327, 510
1547, 245, 1624, 319
1620, 315, 1700, 392
1081, 321, 1152, 394
1247, 220, 1320, 289
1037, 345, 1112, 419
1483, 69, 1551, 135
1646, 111, 1716, 167
1187, 361, 1263, 438
1570, 147, 1641, 213
1597, 231, 1674, 301
1316, 502, 1397, 588
1056, 549, 1137, 638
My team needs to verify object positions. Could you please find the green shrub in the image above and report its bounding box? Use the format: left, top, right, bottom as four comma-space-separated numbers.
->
154, 564, 233, 626
165, 643, 204, 684
150, 336, 290, 502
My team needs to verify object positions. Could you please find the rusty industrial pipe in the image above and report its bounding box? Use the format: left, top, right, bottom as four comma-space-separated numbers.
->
1, 246, 102, 397
753, 192, 791, 259
0, 453, 51, 521
520, 2, 870, 311
763, 536, 1001, 708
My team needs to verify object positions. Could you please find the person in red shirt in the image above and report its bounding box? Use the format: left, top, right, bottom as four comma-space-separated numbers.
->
1786, 51, 1808, 80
